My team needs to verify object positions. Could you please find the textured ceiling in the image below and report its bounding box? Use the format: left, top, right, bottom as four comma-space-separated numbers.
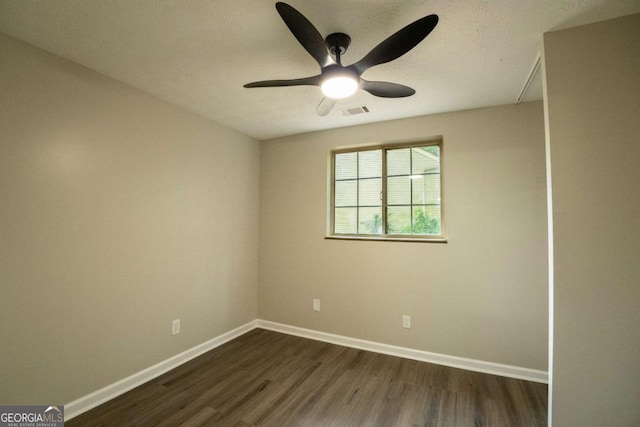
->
1, 0, 639, 140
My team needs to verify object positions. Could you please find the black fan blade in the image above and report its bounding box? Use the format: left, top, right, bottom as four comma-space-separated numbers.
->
360, 80, 416, 98
275, 2, 334, 68
353, 14, 438, 74
244, 75, 321, 88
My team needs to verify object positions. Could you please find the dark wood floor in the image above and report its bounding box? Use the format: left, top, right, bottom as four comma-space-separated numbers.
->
67, 328, 547, 426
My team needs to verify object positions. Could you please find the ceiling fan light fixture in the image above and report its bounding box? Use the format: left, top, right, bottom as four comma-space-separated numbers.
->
244, 3, 439, 115
321, 76, 358, 99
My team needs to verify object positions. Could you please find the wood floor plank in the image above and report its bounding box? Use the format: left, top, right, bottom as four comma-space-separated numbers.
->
67, 329, 547, 426
178, 406, 217, 427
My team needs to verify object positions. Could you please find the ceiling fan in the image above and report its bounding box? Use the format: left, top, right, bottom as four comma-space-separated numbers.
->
244, 2, 439, 116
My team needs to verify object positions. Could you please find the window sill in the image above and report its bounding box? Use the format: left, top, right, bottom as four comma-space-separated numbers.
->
325, 235, 448, 243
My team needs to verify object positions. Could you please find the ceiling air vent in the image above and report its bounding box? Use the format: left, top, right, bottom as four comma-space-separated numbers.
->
342, 106, 370, 116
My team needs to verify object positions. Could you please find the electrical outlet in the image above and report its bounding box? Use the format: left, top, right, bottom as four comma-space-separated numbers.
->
172, 319, 181, 335
313, 299, 320, 312
402, 315, 411, 329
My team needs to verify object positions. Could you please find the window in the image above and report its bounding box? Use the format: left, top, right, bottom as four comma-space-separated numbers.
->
329, 141, 444, 241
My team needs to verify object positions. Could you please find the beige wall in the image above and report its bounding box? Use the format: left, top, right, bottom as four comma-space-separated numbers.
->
544, 13, 640, 426
259, 102, 548, 370
0, 33, 260, 404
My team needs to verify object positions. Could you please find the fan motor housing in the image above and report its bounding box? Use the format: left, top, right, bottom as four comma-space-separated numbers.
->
321, 64, 359, 81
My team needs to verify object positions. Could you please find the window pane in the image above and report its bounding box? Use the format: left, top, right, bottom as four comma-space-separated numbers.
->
334, 207, 357, 234
335, 180, 357, 207
359, 178, 381, 207
411, 174, 441, 205
332, 142, 442, 239
412, 146, 440, 174
358, 207, 382, 234
335, 152, 357, 180
412, 205, 441, 235
387, 206, 411, 234
359, 150, 381, 179
387, 148, 410, 176
387, 176, 411, 205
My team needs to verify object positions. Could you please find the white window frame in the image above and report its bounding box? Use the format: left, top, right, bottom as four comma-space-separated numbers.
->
327, 140, 446, 243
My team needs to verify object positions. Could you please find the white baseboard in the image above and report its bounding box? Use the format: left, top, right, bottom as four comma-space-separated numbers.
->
64, 320, 257, 421
256, 320, 548, 384
65, 318, 547, 420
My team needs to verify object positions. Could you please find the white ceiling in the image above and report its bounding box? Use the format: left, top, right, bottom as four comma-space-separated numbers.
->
1, 0, 639, 140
